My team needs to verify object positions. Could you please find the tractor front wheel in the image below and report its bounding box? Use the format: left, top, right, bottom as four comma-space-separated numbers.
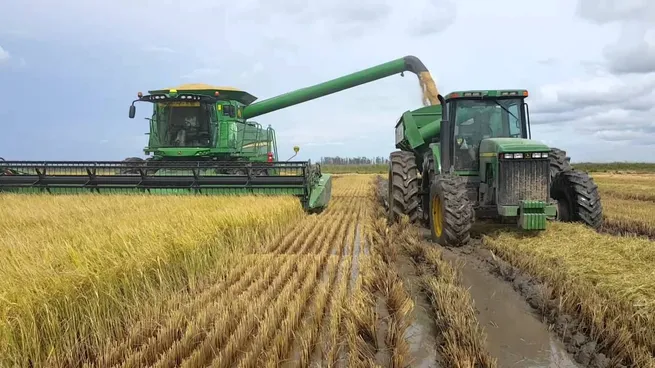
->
551, 169, 603, 230
428, 174, 473, 246
387, 151, 420, 223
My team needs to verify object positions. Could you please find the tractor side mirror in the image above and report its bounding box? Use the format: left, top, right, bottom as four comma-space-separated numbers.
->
129, 105, 136, 119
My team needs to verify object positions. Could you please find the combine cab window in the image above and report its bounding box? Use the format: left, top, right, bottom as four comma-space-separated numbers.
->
452, 98, 526, 171
156, 102, 213, 147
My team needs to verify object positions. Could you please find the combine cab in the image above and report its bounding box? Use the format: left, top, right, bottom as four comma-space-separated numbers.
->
0, 84, 331, 212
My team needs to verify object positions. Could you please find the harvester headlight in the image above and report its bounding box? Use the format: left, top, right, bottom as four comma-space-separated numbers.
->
502, 153, 513, 159
513, 153, 523, 159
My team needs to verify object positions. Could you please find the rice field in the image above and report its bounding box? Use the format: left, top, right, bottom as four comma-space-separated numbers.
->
0, 195, 304, 366
1, 170, 654, 368
3, 174, 453, 367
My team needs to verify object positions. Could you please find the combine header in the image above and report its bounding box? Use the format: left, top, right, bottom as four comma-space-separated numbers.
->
0, 55, 440, 212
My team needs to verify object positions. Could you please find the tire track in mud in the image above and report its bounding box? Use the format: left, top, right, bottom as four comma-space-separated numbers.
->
375, 174, 646, 368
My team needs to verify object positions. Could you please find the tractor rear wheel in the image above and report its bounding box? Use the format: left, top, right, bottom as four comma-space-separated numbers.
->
548, 147, 572, 181
429, 174, 473, 246
551, 169, 603, 230
387, 151, 420, 223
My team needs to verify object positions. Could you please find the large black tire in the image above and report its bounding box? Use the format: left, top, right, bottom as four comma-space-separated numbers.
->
387, 151, 420, 223
428, 174, 473, 246
549, 147, 572, 181
551, 169, 603, 230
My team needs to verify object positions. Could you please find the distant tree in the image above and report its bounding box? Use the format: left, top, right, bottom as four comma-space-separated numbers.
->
319, 156, 389, 165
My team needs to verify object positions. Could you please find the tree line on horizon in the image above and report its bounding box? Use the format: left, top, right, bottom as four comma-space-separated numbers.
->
319, 156, 389, 165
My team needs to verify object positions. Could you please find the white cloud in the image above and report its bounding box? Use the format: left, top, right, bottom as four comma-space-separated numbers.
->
525, 0, 655, 155
142, 45, 175, 54
180, 68, 222, 80
0, 0, 654, 162
0, 46, 10, 63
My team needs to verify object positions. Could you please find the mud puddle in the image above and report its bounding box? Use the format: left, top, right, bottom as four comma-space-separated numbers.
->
393, 251, 443, 368
438, 243, 581, 367
412, 224, 588, 368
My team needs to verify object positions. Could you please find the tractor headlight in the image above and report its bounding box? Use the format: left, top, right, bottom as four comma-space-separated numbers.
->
502, 153, 513, 159
513, 153, 524, 159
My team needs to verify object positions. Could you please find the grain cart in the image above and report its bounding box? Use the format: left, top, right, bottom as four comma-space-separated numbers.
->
388, 90, 603, 246
0, 56, 439, 212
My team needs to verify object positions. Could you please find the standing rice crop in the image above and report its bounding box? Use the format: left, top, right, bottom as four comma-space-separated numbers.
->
0, 194, 303, 367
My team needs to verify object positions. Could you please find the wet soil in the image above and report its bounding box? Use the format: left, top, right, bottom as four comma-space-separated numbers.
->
393, 252, 443, 368
435, 234, 583, 368
426, 225, 615, 368
375, 176, 613, 367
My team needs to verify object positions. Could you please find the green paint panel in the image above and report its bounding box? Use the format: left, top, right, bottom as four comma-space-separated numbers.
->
518, 200, 548, 230
428, 144, 442, 174
479, 138, 550, 153
308, 174, 332, 211
498, 205, 519, 217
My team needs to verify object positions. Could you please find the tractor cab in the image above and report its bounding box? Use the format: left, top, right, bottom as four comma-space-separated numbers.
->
444, 90, 530, 174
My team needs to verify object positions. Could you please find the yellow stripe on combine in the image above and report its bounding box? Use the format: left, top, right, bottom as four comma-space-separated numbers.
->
241, 142, 269, 148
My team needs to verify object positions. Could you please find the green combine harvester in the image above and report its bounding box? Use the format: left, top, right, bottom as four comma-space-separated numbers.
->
388, 90, 604, 246
0, 55, 439, 212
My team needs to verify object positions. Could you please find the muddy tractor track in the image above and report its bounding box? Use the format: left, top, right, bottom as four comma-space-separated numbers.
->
375, 175, 619, 368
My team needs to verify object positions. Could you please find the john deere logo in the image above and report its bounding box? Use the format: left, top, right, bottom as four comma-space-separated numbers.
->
237, 109, 242, 118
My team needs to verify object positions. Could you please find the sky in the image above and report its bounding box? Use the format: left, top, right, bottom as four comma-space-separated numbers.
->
0, 0, 654, 163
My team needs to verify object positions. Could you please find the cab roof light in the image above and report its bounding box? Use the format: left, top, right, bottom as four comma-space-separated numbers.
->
499, 90, 529, 97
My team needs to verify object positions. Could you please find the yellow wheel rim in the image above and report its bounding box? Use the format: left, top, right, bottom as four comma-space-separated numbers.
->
432, 195, 443, 237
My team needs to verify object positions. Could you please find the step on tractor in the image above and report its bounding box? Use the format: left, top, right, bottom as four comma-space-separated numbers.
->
0, 55, 440, 212
388, 90, 603, 246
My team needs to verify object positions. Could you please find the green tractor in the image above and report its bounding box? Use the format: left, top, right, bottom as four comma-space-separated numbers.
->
388, 90, 603, 246
0, 55, 440, 212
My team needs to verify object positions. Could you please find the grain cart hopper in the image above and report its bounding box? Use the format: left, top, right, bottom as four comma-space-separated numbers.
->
388, 90, 603, 246
0, 56, 440, 212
